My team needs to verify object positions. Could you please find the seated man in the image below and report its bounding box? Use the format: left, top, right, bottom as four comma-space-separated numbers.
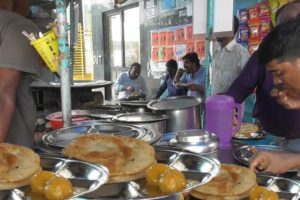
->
114, 62, 148, 100
174, 52, 205, 97
154, 59, 186, 99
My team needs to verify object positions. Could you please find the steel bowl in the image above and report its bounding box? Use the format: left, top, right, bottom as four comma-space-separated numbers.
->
255, 174, 300, 200
0, 154, 109, 199
113, 112, 168, 134
46, 110, 90, 129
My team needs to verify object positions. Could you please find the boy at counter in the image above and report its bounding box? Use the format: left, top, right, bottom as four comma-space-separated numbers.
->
113, 62, 148, 100
0, 0, 41, 147
226, 1, 300, 151
173, 52, 205, 97
154, 59, 186, 99
251, 16, 300, 174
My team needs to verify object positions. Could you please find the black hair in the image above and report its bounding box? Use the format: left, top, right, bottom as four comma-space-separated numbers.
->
233, 16, 239, 35
182, 52, 200, 66
130, 62, 141, 71
166, 59, 178, 70
257, 16, 300, 65
275, 0, 300, 23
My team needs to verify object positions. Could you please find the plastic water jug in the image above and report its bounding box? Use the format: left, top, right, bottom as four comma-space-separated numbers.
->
205, 95, 243, 149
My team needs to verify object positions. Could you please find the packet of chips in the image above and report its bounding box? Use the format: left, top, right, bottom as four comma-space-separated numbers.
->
239, 8, 249, 24
238, 25, 249, 43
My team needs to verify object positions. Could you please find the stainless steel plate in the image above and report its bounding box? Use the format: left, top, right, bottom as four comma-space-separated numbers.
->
35, 123, 161, 154
233, 145, 291, 166
73, 121, 161, 145
232, 131, 266, 140
85, 148, 220, 199
2, 154, 109, 200
42, 122, 147, 148
255, 174, 300, 200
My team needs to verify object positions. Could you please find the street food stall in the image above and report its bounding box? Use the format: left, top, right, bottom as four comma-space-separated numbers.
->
1, 0, 300, 200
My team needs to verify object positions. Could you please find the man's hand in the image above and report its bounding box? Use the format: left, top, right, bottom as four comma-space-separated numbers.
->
186, 83, 198, 91
126, 86, 134, 93
174, 68, 185, 83
0, 69, 21, 142
250, 150, 300, 174
271, 87, 300, 109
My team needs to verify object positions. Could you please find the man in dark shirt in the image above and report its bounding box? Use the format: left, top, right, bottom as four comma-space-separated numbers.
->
251, 16, 300, 174
154, 59, 186, 99
226, 1, 300, 145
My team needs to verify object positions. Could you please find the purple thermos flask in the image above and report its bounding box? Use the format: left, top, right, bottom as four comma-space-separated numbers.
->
205, 95, 242, 149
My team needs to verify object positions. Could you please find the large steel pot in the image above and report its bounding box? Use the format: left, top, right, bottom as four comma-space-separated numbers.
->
147, 96, 202, 133
112, 112, 169, 134
120, 100, 151, 113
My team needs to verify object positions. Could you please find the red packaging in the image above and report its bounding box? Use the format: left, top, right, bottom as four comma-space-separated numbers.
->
248, 39, 260, 55
248, 19, 261, 41
260, 16, 272, 34
258, 1, 271, 17
248, 5, 259, 20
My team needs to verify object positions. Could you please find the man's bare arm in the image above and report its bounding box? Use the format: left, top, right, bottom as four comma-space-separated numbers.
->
0, 68, 21, 142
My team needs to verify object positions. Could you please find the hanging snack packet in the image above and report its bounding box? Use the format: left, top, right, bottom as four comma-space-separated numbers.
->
248, 19, 261, 41
248, 5, 259, 20
248, 40, 260, 55
238, 25, 249, 43
258, 1, 271, 17
260, 16, 272, 34
238, 8, 249, 24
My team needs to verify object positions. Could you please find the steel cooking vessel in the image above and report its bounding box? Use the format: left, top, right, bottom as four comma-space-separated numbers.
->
120, 100, 151, 113
112, 112, 169, 134
155, 129, 219, 158
147, 96, 202, 132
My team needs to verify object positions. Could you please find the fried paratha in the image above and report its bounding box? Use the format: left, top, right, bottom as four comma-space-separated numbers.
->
63, 134, 156, 183
0, 143, 41, 190
235, 123, 259, 138
190, 164, 256, 200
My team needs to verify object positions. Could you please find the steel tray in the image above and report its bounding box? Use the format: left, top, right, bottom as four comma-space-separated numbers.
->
84, 148, 220, 199
0, 154, 109, 200
233, 145, 291, 166
232, 131, 266, 140
250, 174, 300, 200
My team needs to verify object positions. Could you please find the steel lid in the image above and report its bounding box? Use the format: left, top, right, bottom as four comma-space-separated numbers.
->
147, 96, 202, 111
168, 129, 219, 154
113, 112, 169, 123
119, 100, 150, 106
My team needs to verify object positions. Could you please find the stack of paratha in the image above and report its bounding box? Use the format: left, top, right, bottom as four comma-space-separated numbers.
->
0, 143, 41, 190
235, 123, 259, 138
190, 164, 257, 200
63, 134, 156, 183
